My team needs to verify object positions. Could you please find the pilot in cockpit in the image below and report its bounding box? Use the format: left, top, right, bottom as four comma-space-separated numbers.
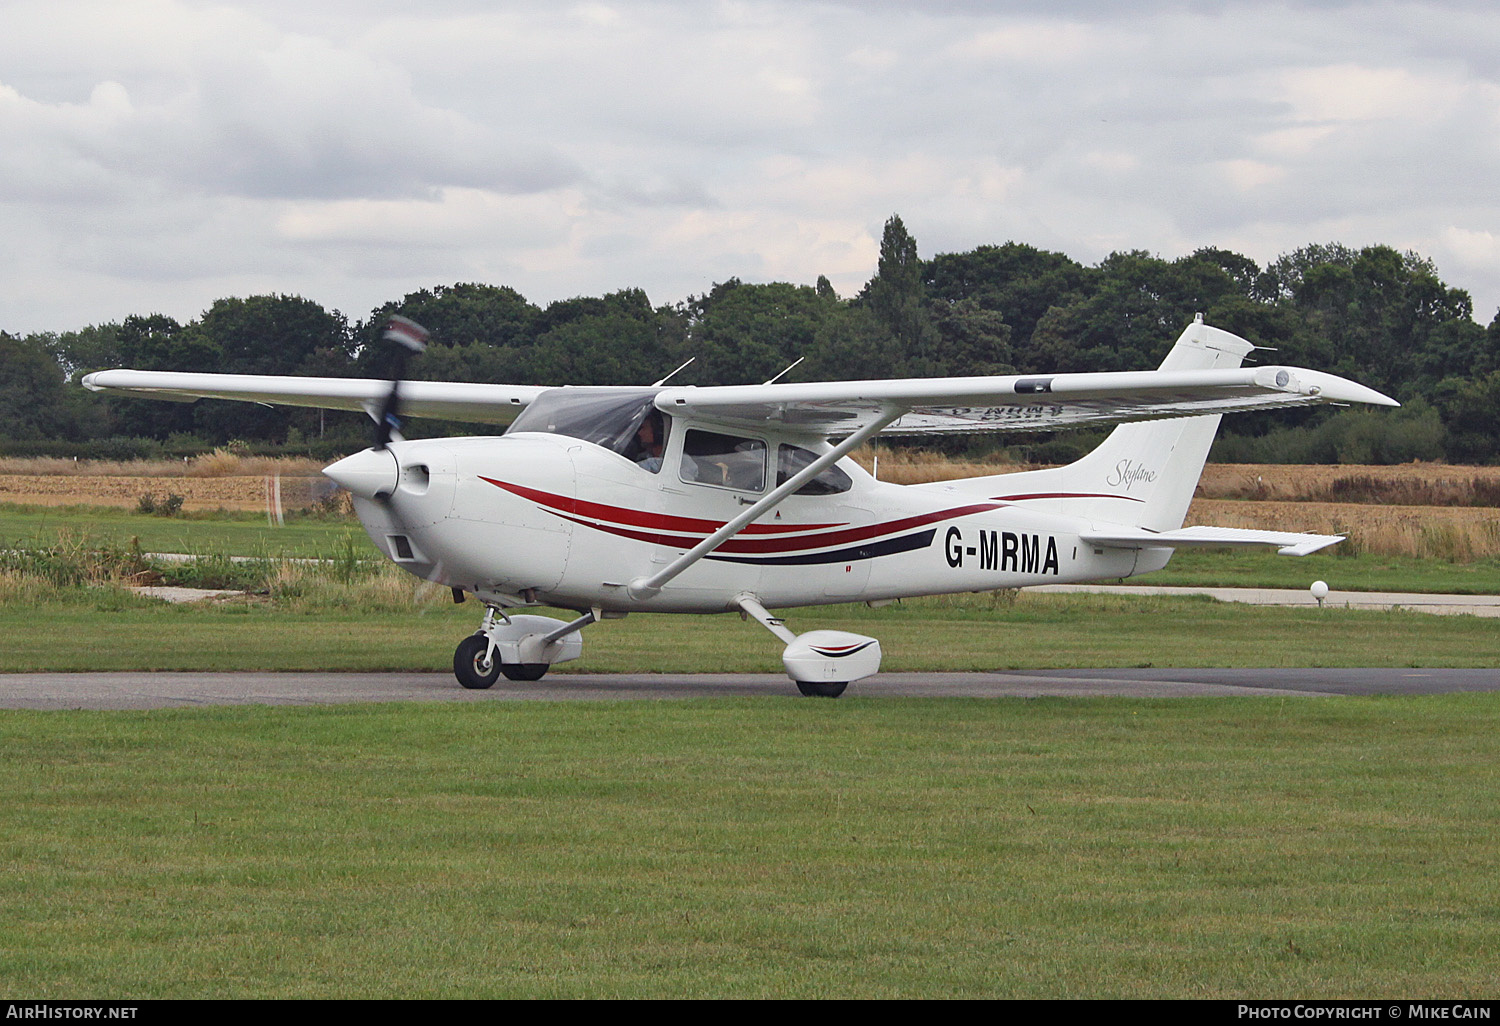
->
630, 409, 667, 472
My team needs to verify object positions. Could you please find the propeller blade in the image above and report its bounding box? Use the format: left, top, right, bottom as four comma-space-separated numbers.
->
384, 315, 430, 354
373, 316, 430, 449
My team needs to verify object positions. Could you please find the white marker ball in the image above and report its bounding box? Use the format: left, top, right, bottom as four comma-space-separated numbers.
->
1310, 581, 1329, 600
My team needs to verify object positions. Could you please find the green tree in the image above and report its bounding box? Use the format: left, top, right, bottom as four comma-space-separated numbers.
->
924, 242, 1089, 354
105, 315, 210, 438
927, 298, 1013, 376
530, 289, 674, 385
198, 295, 351, 376
1265, 244, 1484, 398
115, 313, 214, 371
39, 323, 124, 378
804, 303, 914, 381
861, 215, 940, 372
1435, 372, 1500, 463
189, 295, 352, 442
356, 283, 539, 376
0, 333, 69, 441
683, 280, 836, 385
1026, 250, 1252, 374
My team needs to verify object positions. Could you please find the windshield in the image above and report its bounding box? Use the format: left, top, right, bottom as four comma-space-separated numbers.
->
506, 388, 664, 458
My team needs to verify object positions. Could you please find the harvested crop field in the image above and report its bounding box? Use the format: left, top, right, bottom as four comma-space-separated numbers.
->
0, 473, 327, 511
1196, 462, 1500, 505
1189, 499, 1500, 559
1188, 497, 1498, 531
0, 453, 328, 510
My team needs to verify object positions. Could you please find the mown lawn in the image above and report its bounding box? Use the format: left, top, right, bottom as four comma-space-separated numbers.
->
4, 588, 1500, 673
1, 696, 1496, 998
0, 503, 362, 559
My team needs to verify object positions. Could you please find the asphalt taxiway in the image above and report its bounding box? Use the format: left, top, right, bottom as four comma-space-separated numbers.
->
1, 667, 1496, 710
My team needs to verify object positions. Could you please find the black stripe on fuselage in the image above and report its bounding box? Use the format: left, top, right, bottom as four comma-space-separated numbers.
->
705, 529, 937, 566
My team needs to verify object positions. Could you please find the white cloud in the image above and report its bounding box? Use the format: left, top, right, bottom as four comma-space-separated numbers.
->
2, 0, 1499, 332
1443, 225, 1500, 266
952, 20, 1110, 64
1276, 64, 1467, 125
1218, 159, 1286, 191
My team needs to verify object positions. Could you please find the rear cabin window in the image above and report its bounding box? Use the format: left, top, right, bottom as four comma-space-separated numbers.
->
680, 430, 766, 492
777, 444, 853, 495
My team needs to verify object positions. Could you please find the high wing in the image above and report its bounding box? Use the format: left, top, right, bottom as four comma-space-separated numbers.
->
81, 363, 1395, 437
81, 370, 547, 427
654, 365, 1397, 437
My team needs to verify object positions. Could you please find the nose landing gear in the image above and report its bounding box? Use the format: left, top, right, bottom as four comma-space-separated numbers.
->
451, 604, 595, 689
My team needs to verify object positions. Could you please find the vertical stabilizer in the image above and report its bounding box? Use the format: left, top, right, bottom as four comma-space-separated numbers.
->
934, 318, 1255, 531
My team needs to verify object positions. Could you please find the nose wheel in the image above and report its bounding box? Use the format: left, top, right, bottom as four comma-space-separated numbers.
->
453, 633, 552, 687
453, 634, 502, 689
451, 605, 595, 688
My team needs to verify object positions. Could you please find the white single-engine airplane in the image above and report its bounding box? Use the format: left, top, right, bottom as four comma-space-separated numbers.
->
83, 315, 1396, 696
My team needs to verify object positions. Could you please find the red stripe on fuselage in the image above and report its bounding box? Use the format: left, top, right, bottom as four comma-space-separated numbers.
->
990, 491, 1145, 503
481, 477, 845, 535
480, 476, 1002, 554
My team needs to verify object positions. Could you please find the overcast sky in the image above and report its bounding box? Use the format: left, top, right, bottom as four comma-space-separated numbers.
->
4, 0, 1499, 335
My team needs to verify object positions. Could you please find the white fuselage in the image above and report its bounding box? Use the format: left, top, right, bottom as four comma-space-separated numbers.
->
350, 431, 1170, 614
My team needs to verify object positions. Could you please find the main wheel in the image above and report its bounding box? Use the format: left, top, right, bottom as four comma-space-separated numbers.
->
796, 681, 847, 698
501, 663, 548, 681
453, 634, 501, 690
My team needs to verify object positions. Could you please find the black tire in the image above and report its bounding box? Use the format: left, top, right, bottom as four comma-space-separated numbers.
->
453, 634, 501, 690
501, 663, 548, 682
796, 681, 847, 698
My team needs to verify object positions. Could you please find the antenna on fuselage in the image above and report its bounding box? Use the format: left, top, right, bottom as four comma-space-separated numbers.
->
763, 356, 804, 385
653, 357, 696, 387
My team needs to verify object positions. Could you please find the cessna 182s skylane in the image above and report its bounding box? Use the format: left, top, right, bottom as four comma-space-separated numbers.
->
83, 315, 1396, 696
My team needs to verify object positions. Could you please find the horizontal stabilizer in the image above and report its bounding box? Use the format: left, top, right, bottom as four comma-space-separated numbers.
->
1079, 525, 1343, 557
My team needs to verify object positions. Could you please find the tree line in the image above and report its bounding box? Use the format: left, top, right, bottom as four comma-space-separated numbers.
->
4, 215, 1500, 463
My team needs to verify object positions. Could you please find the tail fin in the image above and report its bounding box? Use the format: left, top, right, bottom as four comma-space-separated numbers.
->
932, 317, 1254, 531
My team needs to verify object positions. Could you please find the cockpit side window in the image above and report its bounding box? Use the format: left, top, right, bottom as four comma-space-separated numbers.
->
777, 444, 853, 495
623, 408, 669, 473
680, 430, 766, 492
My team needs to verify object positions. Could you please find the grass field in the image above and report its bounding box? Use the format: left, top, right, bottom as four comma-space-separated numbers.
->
3, 585, 1500, 673
0, 503, 362, 559
1141, 547, 1500, 594
6, 497, 1500, 594
2, 697, 1497, 998
4, 464, 1498, 998
5, 497, 1500, 674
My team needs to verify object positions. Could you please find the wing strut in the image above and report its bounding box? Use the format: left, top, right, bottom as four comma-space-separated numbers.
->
626, 406, 906, 600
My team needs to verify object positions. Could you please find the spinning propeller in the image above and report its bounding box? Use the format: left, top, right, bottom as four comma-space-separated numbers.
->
373, 314, 430, 449
322, 314, 430, 501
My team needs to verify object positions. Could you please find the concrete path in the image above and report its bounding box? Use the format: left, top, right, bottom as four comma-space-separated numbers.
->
1028, 584, 1500, 617
2, 668, 1496, 710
